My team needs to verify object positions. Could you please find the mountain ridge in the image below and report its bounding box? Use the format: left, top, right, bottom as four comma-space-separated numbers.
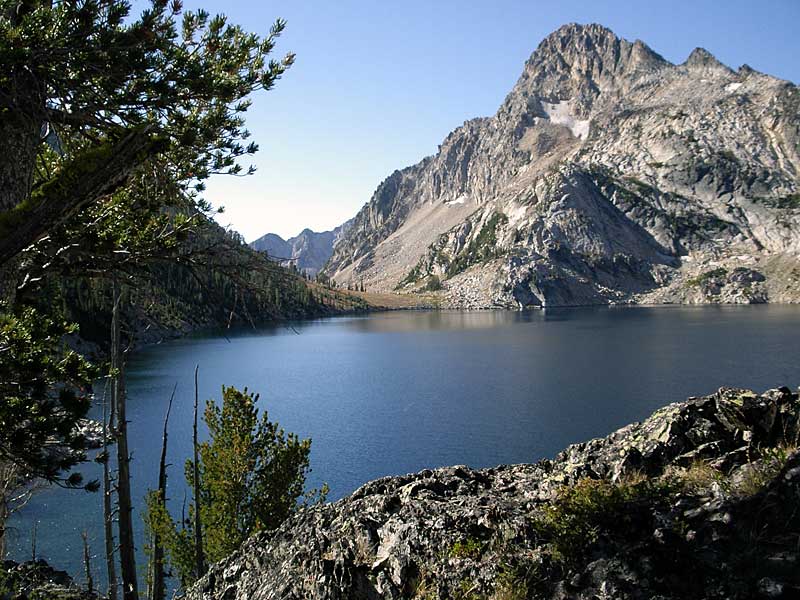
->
250, 220, 353, 277
317, 23, 800, 307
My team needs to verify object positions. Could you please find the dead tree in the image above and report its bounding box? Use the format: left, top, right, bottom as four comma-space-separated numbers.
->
101, 380, 118, 600
192, 365, 206, 578
112, 282, 138, 600
147, 384, 175, 600
82, 530, 94, 594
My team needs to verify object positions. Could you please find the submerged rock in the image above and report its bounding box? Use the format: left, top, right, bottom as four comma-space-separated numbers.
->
185, 386, 800, 599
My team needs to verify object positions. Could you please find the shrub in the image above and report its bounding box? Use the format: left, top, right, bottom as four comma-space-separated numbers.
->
146, 386, 326, 587
732, 443, 797, 498
687, 267, 728, 287
533, 476, 675, 565
422, 275, 443, 292
669, 460, 726, 494
450, 537, 483, 560
491, 562, 536, 600
750, 193, 800, 210
447, 212, 508, 277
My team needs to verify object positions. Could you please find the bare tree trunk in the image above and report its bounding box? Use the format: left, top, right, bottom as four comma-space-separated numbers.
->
0, 478, 7, 559
192, 365, 205, 578
113, 282, 138, 600
102, 383, 118, 600
30, 521, 36, 561
148, 384, 175, 600
0, 114, 38, 213
82, 530, 94, 594
0, 0, 40, 215
0, 2, 45, 302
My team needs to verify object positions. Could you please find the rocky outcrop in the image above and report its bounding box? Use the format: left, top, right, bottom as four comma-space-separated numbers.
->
186, 385, 800, 599
0, 560, 100, 599
251, 221, 353, 277
321, 24, 800, 307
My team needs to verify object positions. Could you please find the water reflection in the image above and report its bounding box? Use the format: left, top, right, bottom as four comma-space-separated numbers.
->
8, 305, 800, 583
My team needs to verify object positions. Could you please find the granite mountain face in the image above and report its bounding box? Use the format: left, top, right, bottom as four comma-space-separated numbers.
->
316, 23, 800, 307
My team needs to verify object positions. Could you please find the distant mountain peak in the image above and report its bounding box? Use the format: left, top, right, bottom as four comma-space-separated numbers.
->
683, 47, 733, 74
249, 221, 353, 277
257, 232, 287, 244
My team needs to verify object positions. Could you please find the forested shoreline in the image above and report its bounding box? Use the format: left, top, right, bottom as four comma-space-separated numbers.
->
0, 1, 351, 598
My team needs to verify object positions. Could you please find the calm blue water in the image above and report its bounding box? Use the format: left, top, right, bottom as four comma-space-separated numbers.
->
8, 306, 800, 583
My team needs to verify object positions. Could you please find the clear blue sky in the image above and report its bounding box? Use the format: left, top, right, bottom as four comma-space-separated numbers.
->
139, 0, 800, 241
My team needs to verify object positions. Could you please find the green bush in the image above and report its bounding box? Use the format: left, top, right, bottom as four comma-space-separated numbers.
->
146, 386, 326, 587
687, 267, 728, 287
733, 443, 797, 497
422, 275, 443, 292
449, 537, 483, 560
533, 476, 675, 565
447, 213, 508, 277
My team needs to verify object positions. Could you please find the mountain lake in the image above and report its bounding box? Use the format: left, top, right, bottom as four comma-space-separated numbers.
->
8, 305, 800, 582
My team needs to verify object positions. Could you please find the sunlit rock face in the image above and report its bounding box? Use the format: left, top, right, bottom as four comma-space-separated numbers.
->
321, 23, 800, 307
186, 386, 800, 599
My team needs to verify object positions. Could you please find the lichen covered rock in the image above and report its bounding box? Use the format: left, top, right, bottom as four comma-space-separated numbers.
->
185, 386, 800, 599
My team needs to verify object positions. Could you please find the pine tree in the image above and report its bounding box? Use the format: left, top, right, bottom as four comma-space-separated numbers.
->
0, 0, 295, 480
146, 386, 325, 588
0, 3, 298, 598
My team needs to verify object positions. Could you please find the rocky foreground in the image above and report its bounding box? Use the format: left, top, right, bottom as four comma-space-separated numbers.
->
0, 560, 99, 599
186, 386, 800, 599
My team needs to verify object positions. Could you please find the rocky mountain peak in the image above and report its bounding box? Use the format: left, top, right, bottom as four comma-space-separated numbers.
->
321, 24, 800, 306
738, 63, 757, 77
683, 46, 733, 75
535, 22, 619, 53
251, 226, 346, 277
532, 24, 667, 74
509, 23, 669, 118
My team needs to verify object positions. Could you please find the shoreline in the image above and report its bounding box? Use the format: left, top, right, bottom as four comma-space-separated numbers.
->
186, 384, 800, 599
129, 300, 800, 351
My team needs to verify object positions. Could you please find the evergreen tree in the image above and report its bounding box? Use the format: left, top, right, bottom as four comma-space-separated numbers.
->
147, 386, 325, 588
0, 0, 295, 481
0, 309, 97, 484
0, 3, 298, 597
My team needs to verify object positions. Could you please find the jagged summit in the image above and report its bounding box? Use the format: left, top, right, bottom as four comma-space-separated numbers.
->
531, 22, 620, 57
521, 23, 669, 91
250, 220, 354, 277
320, 24, 800, 307
684, 46, 716, 66
496, 24, 674, 134
683, 46, 733, 74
